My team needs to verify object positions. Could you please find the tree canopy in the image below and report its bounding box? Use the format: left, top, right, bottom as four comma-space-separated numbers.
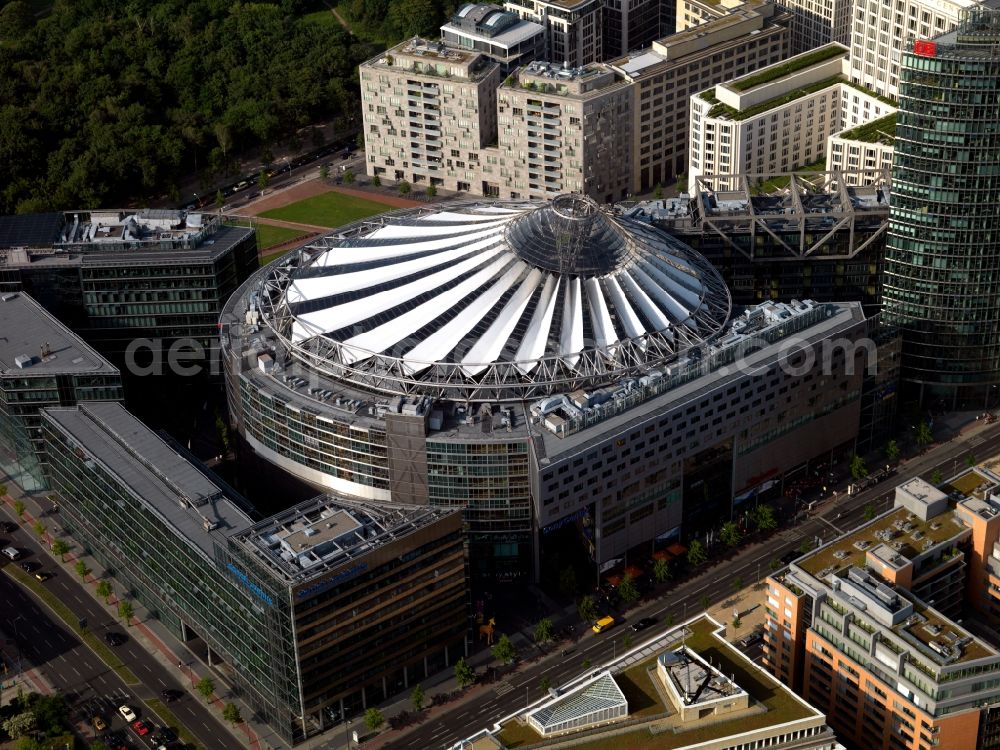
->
0, 0, 378, 213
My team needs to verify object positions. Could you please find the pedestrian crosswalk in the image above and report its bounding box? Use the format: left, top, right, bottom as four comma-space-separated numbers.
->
494, 680, 514, 697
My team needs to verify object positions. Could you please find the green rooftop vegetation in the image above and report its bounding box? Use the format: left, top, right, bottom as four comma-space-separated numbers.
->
750, 159, 826, 193
841, 79, 897, 107
708, 76, 842, 121
517, 618, 813, 750
836, 113, 896, 145
730, 45, 846, 92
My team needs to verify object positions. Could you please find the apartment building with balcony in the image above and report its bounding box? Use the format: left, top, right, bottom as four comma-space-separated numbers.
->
493, 61, 633, 201
504, 0, 602, 67
610, 1, 791, 193
441, 3, 546, 70
765, 473, 1000, 750
360, 38, 505, 194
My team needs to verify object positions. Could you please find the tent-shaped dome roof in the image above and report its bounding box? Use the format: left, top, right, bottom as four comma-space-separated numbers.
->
266, 196, 731, 401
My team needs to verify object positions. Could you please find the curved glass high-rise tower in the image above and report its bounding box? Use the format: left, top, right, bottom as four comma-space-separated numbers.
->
882, 6, 1000, 408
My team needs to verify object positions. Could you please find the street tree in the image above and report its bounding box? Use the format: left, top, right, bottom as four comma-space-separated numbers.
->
223, 703, 242, 726
863, 504, 876, 521
700, 594, 710, 611
74, 560, 90, 581
196, 676, 215, 702
623, 632, 633, 649
577, 595, 598, 623
410, 684, 425, 711
966, 454, 977, 468
720, 521, 742, 548
540, 676, 551, 693
342, 170, 355, 185
2, 711, 36, 739
558, 565, 578, 597
426, 184, 437, 198
118, 600, 134, 626
454, 657, 475, 689
32, 520, 45, 539
915, 421, 933, 449
371, 175, 381, 187
491, 634, 516, 665
533, 617, 554, 646
618, 573, 640, 605
214, 189, 224, 210
931, 470, 944, 485
257, 171, 268, 194
665, 612, 675, 627
398, 180, 411, 195
769, 557, 781, 571
732, 576, 744, 592
798, 539, 814, 554
0, 483, 7, 497
688, 539, 708, 566
652, 557, 671, 584
850, 454, 869, 481
884, 440, 901, 462
364, 707, 384, 732
14, 499, 24, 519
653, 183, 663, 199
96, 580, 113, 603
753, 504, 777, 532
51, 538, 69, 561
319, 164, 329, 179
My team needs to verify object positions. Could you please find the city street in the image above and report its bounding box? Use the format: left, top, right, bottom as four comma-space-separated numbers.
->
0, 507, 232, 750
376, 420, 1000, 750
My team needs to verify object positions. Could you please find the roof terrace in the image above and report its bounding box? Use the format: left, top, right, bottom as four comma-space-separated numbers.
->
479, 616, 824, 750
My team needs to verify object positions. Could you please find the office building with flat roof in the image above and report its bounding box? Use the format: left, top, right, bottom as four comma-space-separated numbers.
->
504, 0, 603, 67
494, 61, 634, 201
0, 291, 122, 491
847, 0, 981, 101
826, 113, 896, 186
609, 1, 791, 193
601, 0, 666, 60
453, 614, 840, 750
765, 470, 1000, 750
440, 3, 546, 69
222, 194, 884, 582
882, 6, 1000, 408
41, 400, 467, 743
688, 44, 853, 193
0, 209, 257, 368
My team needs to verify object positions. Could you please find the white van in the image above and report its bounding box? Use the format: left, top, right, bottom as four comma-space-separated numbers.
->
2, 546, 21, 561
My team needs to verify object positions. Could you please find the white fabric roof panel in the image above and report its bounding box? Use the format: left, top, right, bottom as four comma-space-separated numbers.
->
461, 267, 544, 377
560, 276, 583, 369
400, 259, 527, 375
513, 274, 560, 374
280, 195, 730, 390
339, 254, 513, 365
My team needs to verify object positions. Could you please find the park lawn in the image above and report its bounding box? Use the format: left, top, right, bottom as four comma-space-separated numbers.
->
256, 223, 307, 251
260, 191, 393, 229
301, 9, 340, 27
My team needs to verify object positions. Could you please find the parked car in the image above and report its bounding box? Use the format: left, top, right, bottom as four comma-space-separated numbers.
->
118, 705, 136, 722
92, 716, 107, 731
160, 689, 182, 702
18, 560, 36, 572
105, 632, 126, 647
3, 547, 23, 561
34, 570, 51, 581
0, 521, 15, 533
131, 719, 150, 736
738, 629, 765, 649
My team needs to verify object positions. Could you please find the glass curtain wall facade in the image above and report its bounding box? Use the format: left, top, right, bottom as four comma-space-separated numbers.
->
39, 411, 300, 740
882, 8, 1000, 408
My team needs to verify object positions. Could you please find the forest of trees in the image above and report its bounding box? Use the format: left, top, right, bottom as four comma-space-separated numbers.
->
0, 0, 390, 213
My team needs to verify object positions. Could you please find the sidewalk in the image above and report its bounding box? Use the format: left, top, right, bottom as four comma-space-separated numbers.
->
1, 484, 274, 750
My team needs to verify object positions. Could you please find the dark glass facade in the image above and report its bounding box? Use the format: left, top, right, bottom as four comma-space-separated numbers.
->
882, 9, 1000, 408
